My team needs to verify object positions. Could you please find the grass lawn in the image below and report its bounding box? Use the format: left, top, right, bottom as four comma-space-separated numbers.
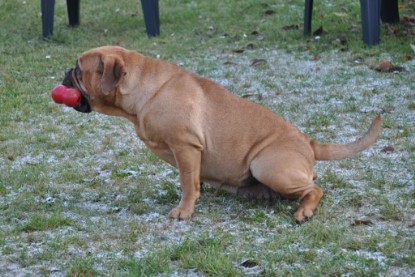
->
1, 0, 414, 276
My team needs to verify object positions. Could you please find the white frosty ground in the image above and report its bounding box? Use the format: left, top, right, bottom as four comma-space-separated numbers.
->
1, 48, 414, 276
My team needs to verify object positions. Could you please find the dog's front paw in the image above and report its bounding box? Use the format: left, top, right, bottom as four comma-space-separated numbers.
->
294, 207, 314, 224
168, 206, 193, 220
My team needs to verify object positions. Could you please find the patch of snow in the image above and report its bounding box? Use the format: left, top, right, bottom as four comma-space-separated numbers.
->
354, 250, 387, 266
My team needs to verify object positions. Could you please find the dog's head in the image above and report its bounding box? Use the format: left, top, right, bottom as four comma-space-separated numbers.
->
63, 46, 129, 114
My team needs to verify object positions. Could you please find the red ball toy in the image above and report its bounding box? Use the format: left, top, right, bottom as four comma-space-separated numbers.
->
62, 88, 81, 107
51, 84, 66, 104
51, 85, 81, 107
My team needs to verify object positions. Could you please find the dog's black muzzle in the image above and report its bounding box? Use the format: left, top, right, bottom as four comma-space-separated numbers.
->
63, 68, 92, 113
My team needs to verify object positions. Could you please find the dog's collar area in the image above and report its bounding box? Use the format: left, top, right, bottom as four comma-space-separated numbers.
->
62, 68, 92, 113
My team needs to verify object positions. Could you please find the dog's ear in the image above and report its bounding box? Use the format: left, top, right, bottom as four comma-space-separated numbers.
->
100, 55, 126, 95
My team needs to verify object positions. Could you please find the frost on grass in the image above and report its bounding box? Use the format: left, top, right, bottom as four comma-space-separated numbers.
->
1, 48, 414, 276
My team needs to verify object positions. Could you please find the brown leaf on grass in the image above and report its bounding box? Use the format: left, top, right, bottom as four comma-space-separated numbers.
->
401, 55, 413, 61
251, 30, 265, 40
381, 146, 395, 153
313, 26, 327, 36
232, 49, 244, 53
402, 15, 415, 24
246, 43, 255, 50
250, 59, 266, 67
241, 259, 260, 268
243, 94, 266, 102
351, 219, 373, 226
373, 61, 405, 73
282, 24, 299, 30
242, 94, 255, 98
264, 10, 275, 16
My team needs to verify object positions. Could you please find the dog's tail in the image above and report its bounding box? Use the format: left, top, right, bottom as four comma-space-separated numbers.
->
311, 115, 382, 161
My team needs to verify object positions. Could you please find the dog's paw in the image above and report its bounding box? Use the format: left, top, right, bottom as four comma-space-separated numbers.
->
294, 208, 314, 224
168, 207, 193, 220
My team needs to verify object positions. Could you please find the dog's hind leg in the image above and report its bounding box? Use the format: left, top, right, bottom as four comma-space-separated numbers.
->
250, 150, 323, 223
168, 146, 202, 220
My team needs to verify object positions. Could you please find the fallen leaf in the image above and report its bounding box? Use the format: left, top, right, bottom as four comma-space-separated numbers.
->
241, 259, 260, 268
373, 61, 405, 73
282, 24, 299, 30
242, 94, 255, 98
376, 61, 393, 72
313, 26, 327, 36
403, 15, 415, 24
251, 31, 265, 40
401, 55, 412, 61
264, 10, 275, 16
250, 59, 266, 67
232, 49, 244, 53
351, 219, 373, 226
246, 43, 255, 50
381, 146, 395, 153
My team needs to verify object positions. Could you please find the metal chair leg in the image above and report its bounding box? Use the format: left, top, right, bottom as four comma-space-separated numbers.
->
141, 0, 160, 37
360, 0, 381, 46
304, 0, 313, 36
67, 0, 80, 26
381, 0, 399, 23
41, 0, 55, 38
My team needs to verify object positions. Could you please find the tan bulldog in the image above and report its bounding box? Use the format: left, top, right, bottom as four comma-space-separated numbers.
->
62, 46, 382, 223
